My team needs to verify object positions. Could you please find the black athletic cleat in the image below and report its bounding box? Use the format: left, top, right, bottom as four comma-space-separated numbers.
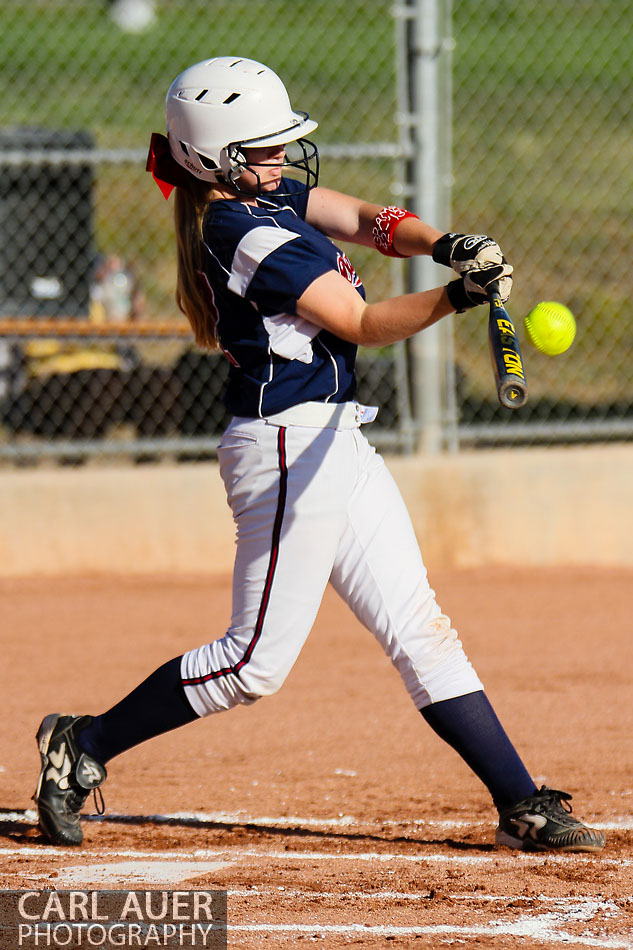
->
34, 714, 106, 846
496, 785, 606, 853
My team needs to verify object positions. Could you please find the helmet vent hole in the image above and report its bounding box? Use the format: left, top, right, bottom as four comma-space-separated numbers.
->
195, 89, 208, 101
179, 141, 189, 156
223, 92, 241, 105
196, 152, 219, 171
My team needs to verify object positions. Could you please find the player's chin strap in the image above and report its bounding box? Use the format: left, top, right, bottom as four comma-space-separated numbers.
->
146, 132, 193, 200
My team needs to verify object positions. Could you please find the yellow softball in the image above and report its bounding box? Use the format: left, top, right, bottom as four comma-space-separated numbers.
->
524, 301, 576, 356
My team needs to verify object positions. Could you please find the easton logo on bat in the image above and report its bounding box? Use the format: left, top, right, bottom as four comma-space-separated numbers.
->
501, 348, 526, 380
492, 314, 526, 380
488, 286, 529, 408
495, 317, 515, 335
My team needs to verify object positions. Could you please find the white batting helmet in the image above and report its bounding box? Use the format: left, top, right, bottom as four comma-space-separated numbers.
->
165, 56, 319, 192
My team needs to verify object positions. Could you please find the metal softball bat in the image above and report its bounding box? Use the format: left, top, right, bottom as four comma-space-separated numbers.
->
487, 282, 528, 409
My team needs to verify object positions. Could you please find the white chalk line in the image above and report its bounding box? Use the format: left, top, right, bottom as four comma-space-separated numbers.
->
4, 806, 629, 948
11, 871, 629, 949
3, 807, 627, 832
5, 841, 629, 949
157, 809, 630, 833
1, 844, 628, 867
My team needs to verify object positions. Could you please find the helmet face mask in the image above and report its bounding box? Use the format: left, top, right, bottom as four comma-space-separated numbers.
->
225, 138, 319, 197
165, 57, 319, 196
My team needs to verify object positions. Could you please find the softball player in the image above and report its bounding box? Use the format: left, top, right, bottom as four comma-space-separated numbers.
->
34, 57, 605, 854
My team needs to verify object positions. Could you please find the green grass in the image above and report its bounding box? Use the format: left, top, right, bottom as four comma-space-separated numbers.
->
2, 0, 633, 410
1, 1, 397, 142
448, 1, 633, 406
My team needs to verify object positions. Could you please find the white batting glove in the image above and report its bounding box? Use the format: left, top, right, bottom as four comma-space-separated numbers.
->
432, 232, 509, 275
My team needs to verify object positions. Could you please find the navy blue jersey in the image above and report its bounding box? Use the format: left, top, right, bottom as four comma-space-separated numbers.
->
200, 178, 365, 417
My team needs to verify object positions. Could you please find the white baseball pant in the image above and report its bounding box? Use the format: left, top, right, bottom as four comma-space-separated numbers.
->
181, 408, 483, 715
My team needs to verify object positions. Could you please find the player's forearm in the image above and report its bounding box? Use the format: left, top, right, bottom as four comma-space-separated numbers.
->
307, 188, 442, 254
390, 214, 444, 258
297, 271, 453, 347
357, 286, 452, 346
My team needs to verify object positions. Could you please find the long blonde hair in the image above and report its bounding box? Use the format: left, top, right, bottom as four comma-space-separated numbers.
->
174, 179, 220, 351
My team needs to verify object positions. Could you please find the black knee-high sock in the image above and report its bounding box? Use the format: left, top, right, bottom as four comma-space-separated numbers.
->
421, 690, 537, 810
78, 656, 198, 765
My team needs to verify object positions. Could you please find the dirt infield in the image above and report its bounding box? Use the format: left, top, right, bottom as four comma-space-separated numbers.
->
1, 567, 632, 947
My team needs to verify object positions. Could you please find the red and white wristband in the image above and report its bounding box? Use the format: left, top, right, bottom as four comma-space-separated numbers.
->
372, 206, 419, 258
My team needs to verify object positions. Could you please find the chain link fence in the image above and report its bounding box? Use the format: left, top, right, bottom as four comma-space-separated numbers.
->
1, 0, 631, 463
451, 0, 633, 445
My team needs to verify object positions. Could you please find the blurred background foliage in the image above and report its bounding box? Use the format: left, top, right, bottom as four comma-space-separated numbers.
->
1, 0, 632, 455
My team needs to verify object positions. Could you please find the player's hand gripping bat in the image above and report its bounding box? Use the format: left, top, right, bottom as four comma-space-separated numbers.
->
487, 282, 528, 409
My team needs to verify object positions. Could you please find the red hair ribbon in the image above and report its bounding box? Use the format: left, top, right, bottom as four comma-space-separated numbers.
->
146, 132, 192, 200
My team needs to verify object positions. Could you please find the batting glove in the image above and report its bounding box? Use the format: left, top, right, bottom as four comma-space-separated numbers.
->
432, 232, 508, 274
446, 263, 513, 313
